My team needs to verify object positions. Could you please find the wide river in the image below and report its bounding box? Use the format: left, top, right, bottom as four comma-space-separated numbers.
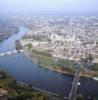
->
0, 26, 98, 97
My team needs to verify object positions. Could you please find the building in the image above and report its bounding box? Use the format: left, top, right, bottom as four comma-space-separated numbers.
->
0, 88, 8, 100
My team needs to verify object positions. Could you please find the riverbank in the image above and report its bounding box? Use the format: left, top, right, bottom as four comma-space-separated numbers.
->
24, 49, 91, 78
0, 70, 63, 100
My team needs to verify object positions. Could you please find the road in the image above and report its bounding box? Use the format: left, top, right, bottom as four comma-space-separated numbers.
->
69, 64, 82, 100
0, 49, 23, 56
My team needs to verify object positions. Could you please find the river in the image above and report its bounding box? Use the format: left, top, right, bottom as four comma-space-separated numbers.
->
0, 26, 98, 97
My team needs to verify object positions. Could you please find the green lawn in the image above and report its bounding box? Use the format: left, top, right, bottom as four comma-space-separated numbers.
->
31, 49, 75, 74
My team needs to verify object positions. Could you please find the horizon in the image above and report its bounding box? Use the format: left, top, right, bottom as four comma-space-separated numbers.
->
0, 0, 98, 16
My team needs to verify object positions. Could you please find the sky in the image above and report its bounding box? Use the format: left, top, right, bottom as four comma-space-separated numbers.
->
0, 0, 98, 15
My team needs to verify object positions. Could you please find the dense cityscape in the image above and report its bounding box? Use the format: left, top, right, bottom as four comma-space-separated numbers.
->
20, 16, 98, 61
0, 0, 98, 100
0, 16, 98, 100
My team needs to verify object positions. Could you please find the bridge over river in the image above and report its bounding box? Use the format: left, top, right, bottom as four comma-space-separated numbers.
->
69, 63, 82, 100
0, 49, 24, 56
0, 49, 82, 100
0, 48, 96, 100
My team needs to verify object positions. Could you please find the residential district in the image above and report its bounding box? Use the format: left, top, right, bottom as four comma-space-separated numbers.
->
20, 16, 98, 62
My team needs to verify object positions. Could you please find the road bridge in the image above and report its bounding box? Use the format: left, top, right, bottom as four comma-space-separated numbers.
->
69, 64, 82, 100
0, 50, 23, 56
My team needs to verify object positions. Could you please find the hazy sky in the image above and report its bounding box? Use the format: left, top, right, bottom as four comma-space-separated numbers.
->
0, 0, 98, 15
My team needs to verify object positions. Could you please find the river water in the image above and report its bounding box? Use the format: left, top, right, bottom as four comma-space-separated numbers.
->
0, 26, 98, 97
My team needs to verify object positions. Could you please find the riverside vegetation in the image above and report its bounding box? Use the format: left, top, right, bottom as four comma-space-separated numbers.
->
1, 70, 90, 100
25, 43, 98, 77
0, 70, 51, 100
1, 70, 97, 100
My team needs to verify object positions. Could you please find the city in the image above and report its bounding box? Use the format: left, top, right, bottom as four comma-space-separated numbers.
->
0, 0, 98, 100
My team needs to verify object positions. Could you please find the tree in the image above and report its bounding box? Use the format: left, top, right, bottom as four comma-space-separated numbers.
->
76, 94, 84, 100
86, 54, 93, 62
27, 43, 32, 50
28, 83, 32, 90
